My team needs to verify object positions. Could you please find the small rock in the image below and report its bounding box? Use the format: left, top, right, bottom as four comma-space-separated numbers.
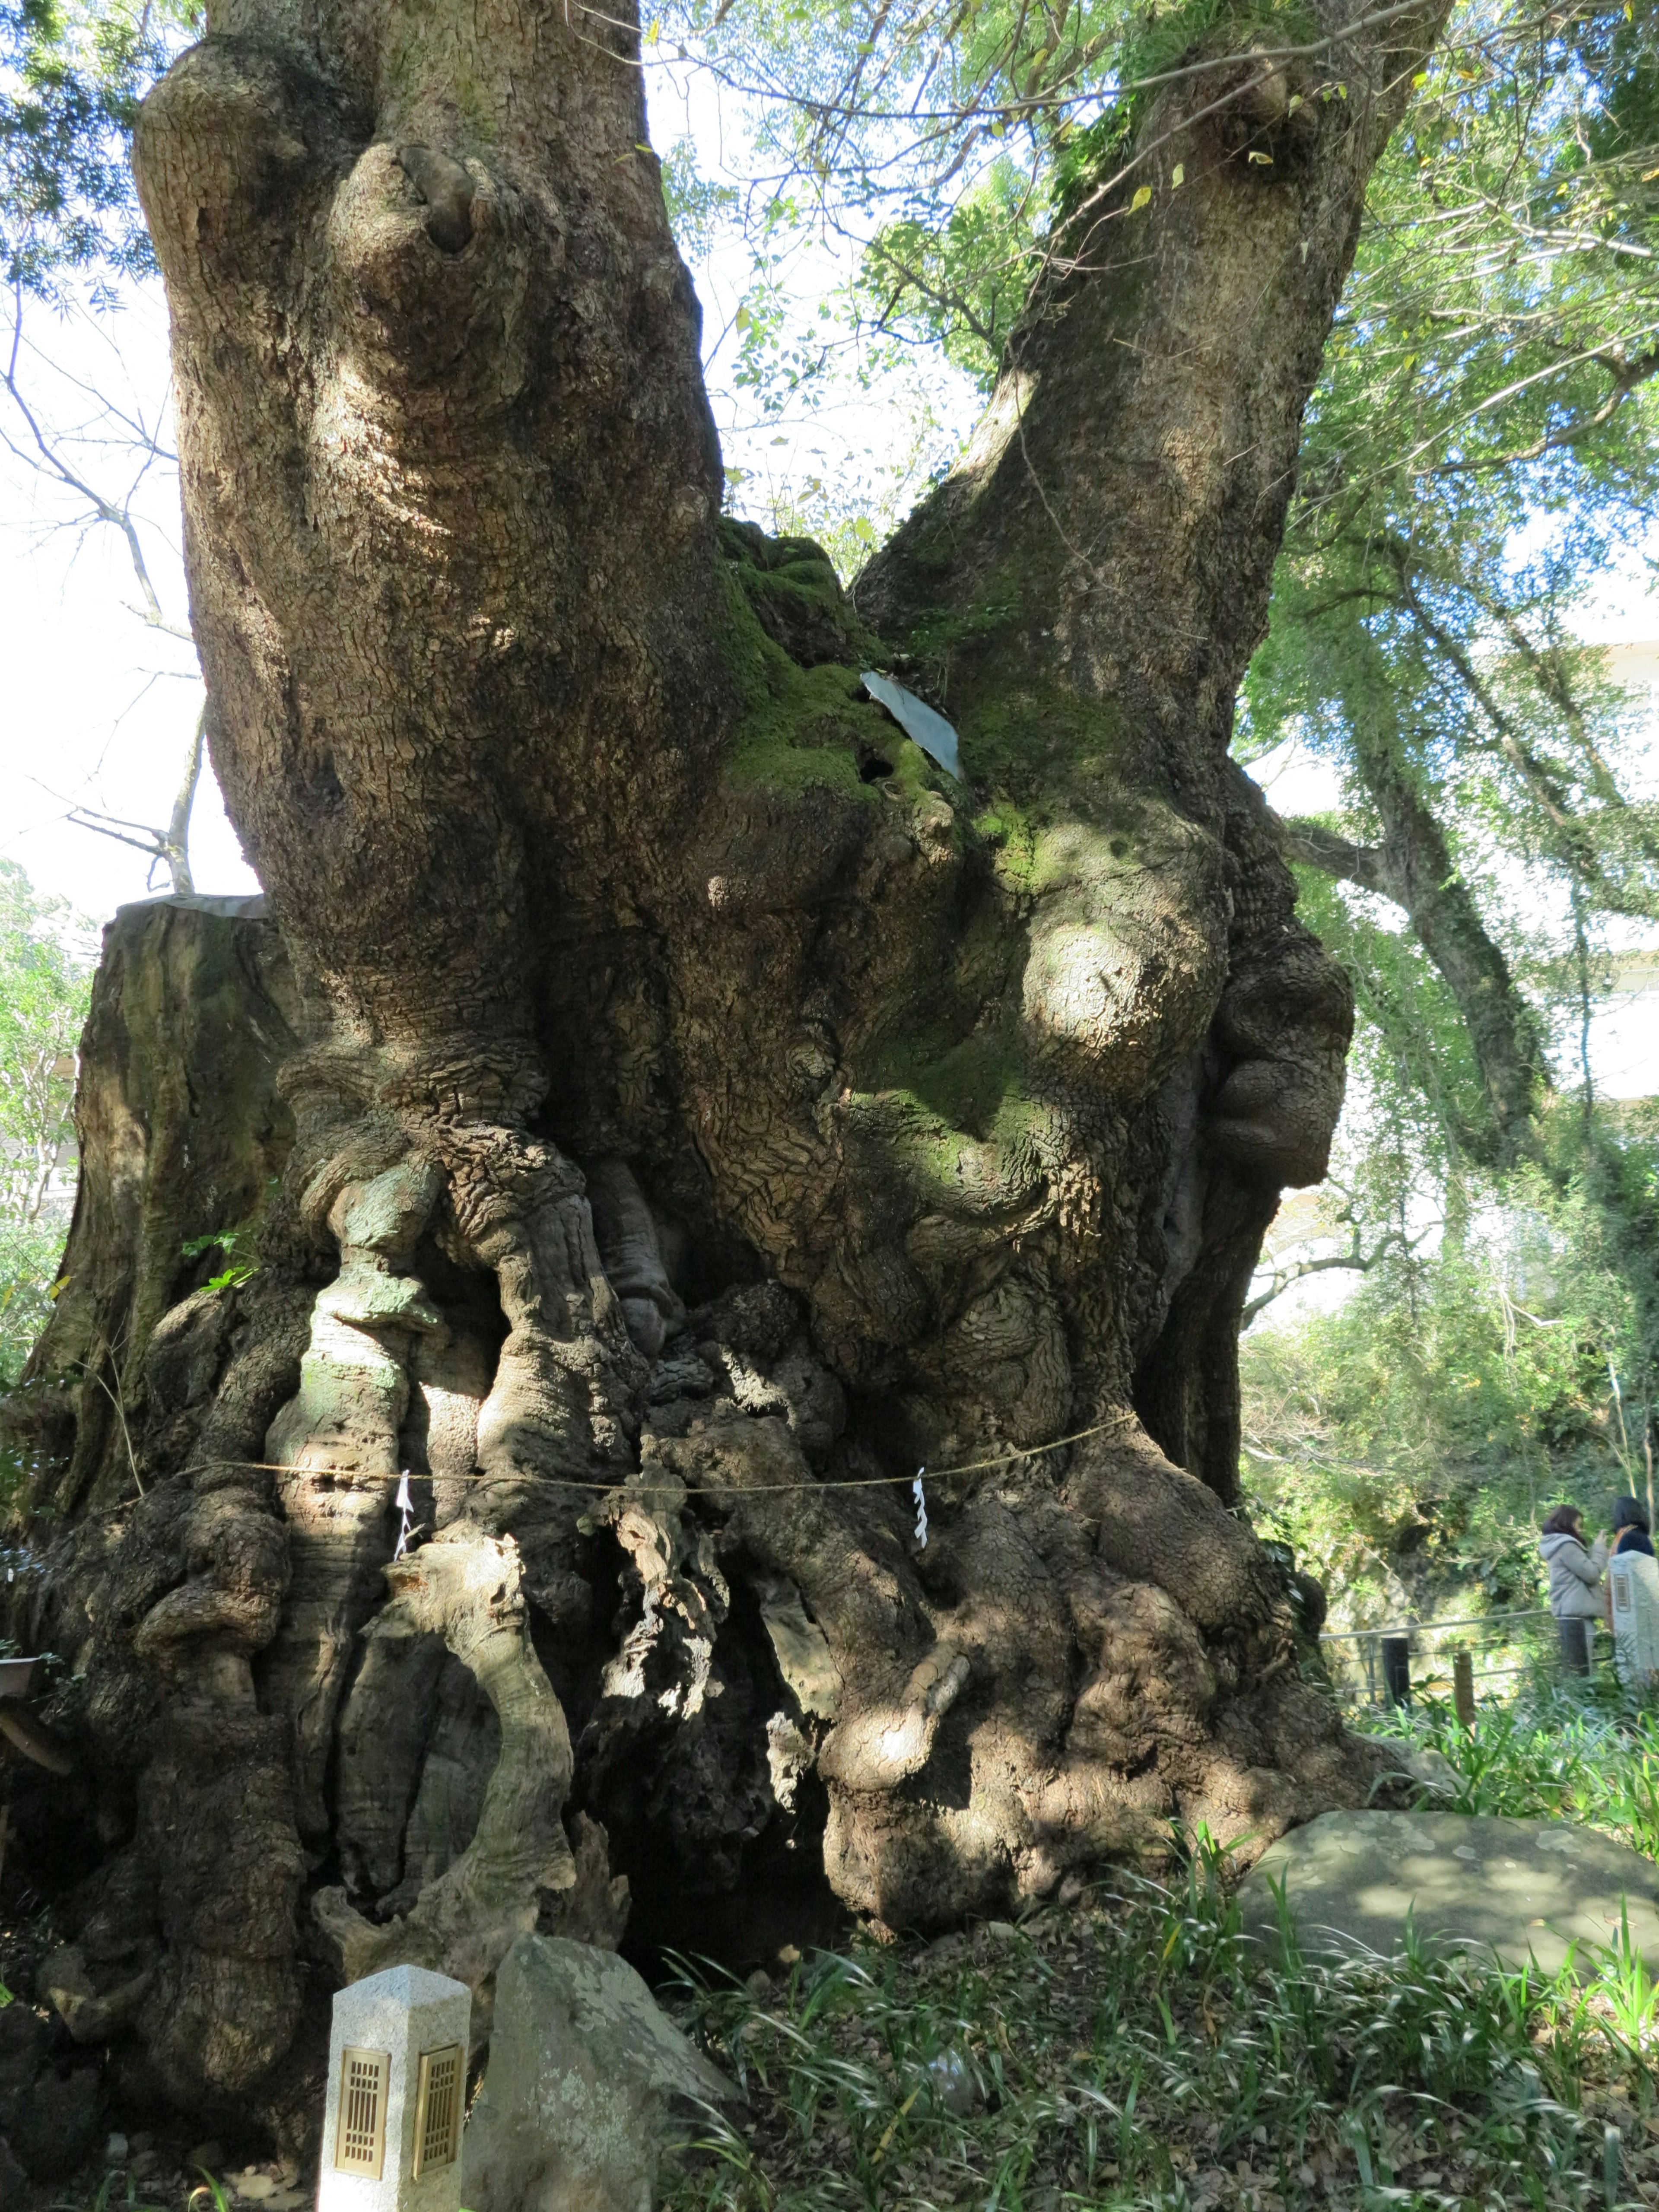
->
986, 1920, 1020, 1941
463, 1935, 742, 2212
106, 2133, 130, 2164
1057, 1871, 1087, 1906
263, 2192, 308, 2211
187, 2141, 226, 2171
235, 2174, 278, 2201
743, 1969, 771, 1999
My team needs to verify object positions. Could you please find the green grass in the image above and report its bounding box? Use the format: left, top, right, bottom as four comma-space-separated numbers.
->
1380, 1674, 1659, 1860
661, 1815, 1659, 2211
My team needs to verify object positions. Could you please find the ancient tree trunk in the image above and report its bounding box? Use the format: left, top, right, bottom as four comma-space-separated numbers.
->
9, 0, 1444, 2135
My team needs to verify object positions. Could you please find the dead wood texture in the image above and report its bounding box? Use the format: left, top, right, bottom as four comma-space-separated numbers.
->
7, 0, 1446, 2135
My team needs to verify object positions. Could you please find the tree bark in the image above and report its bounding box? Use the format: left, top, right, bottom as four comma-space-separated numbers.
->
8, 0, 1446, 2135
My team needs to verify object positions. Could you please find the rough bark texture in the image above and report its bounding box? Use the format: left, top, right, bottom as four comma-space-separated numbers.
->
7, 0, 1446, 2139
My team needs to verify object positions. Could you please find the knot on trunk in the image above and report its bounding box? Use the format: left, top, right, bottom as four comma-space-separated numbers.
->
397, 143, 476, 253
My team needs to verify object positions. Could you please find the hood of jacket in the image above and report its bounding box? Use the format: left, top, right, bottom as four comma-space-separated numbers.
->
1540, 1531, 1586, 1560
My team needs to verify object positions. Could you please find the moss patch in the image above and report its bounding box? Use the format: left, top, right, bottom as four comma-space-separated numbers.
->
957, 681, 1138, 815
715, 563, 964, 805
863, 1016, 1025, 1143
718, 515, 880, 671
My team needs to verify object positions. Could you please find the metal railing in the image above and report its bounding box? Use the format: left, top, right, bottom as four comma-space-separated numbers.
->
1318, 1606, 1557, 1710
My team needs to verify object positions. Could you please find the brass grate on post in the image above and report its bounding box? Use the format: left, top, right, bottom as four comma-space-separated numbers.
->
412, 2043, 464, 2177
335, 2047, 391, 2177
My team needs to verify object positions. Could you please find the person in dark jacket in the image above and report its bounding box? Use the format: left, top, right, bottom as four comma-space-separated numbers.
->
1611, 1495, 1656, 1560
1541, 1504, 1607, 1673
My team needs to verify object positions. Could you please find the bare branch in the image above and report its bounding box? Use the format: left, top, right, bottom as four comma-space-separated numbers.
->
1243, 1208, 1424, 1327
1, 285, 194, 647
67, 709, 205, 897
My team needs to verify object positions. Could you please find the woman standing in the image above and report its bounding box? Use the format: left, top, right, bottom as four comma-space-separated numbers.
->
1540, 1504, 1608, 1675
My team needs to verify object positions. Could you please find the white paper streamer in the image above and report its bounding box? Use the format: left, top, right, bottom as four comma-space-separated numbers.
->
912, 1468, 928, 1549
393, 1470, 414, 1560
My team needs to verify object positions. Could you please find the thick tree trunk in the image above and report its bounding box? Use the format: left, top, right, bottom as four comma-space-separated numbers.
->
8, 0, 1444, 2137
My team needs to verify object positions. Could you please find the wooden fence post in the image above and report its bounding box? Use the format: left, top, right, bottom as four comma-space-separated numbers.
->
1452, 1648, 1475, 1729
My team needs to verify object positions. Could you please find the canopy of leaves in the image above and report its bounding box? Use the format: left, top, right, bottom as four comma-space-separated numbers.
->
1, 0, 198, 296
659, 0, 1343, 410
1243, 2, 1659, 1041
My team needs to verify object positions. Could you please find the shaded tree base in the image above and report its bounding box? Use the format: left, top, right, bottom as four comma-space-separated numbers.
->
3, 892, 1381, 2142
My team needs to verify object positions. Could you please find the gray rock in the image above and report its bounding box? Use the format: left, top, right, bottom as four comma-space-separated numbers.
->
1351, 1731, 1462, 1797
1240, 1810, 1659, 1977
463, 1934, 740, 2212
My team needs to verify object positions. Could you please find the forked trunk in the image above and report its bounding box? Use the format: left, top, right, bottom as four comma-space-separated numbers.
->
9, 0, 1444, 2136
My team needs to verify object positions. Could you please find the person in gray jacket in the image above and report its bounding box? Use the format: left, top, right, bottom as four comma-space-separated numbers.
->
1540, 1503, 1608, 1674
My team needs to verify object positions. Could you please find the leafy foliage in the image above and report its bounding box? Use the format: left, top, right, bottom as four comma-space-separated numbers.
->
1386, 1681, 1659, 1862
0, 858, 91, 1223
0, 861, 91, 1383
1243, 1122, 1659, 1619
0, 0, 199, 296
1238, 1, 1659, 1226
0, 1214, 64, 1385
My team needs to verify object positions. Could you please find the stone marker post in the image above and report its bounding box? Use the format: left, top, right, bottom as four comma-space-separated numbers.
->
1611, 1551, 1659, 1691
317, 1965, 471, 2212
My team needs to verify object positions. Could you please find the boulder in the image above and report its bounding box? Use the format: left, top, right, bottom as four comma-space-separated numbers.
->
1239, 1810, 1659, 1977
462, 1936, 739, 2212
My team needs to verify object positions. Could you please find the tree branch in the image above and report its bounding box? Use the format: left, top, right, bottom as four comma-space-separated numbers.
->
67, 708, 204, 896
1242, 1205, 1422, 1327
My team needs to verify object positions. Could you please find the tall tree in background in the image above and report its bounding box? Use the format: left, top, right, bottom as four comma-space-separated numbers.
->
1235, 6, 1659, 1470
8, 0, 1448, 2134
1251, 4, 1659, 1169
